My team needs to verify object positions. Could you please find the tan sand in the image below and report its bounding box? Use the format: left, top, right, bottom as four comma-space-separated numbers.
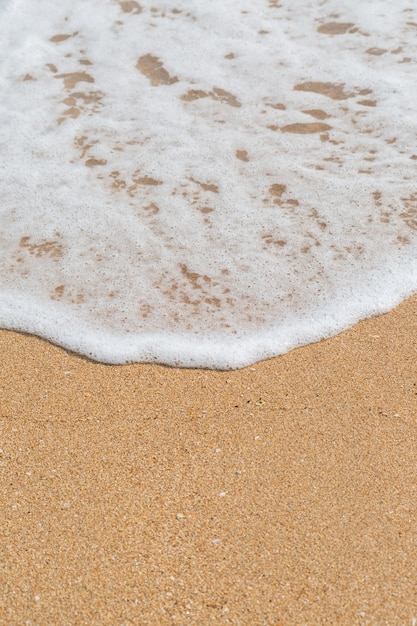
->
1, 297, 417, 625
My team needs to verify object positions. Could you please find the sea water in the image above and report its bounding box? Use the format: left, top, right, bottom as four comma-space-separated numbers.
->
0, 0, 416, 368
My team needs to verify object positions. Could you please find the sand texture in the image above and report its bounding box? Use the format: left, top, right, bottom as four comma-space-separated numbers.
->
1, 297, 417, 625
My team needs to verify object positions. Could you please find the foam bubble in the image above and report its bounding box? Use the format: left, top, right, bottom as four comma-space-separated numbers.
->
1, 0, 417, 368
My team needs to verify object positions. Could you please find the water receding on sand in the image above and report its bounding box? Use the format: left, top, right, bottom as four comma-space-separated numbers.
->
0, 0, 416, 368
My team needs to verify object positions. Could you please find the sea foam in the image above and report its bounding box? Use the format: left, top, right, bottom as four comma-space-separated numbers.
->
0, 0, 416, 368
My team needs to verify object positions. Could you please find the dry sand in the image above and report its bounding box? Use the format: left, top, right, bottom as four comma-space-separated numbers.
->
1, 297, 417, 625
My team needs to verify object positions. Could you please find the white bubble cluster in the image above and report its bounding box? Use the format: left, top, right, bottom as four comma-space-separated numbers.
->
0, 0, 417, 368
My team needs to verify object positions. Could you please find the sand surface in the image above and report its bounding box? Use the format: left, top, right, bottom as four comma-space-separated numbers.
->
1, 298, 417, 625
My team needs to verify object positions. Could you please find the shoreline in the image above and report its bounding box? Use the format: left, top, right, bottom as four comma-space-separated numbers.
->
1, 295, 417, 624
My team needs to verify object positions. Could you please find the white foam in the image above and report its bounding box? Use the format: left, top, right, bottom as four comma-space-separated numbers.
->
1, 0, 417, 368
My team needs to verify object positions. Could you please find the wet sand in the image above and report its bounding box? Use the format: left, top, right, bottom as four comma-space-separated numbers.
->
1, 296, 417, 625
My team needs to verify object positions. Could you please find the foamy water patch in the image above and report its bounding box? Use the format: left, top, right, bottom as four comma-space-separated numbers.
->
0, 0, 416, 368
